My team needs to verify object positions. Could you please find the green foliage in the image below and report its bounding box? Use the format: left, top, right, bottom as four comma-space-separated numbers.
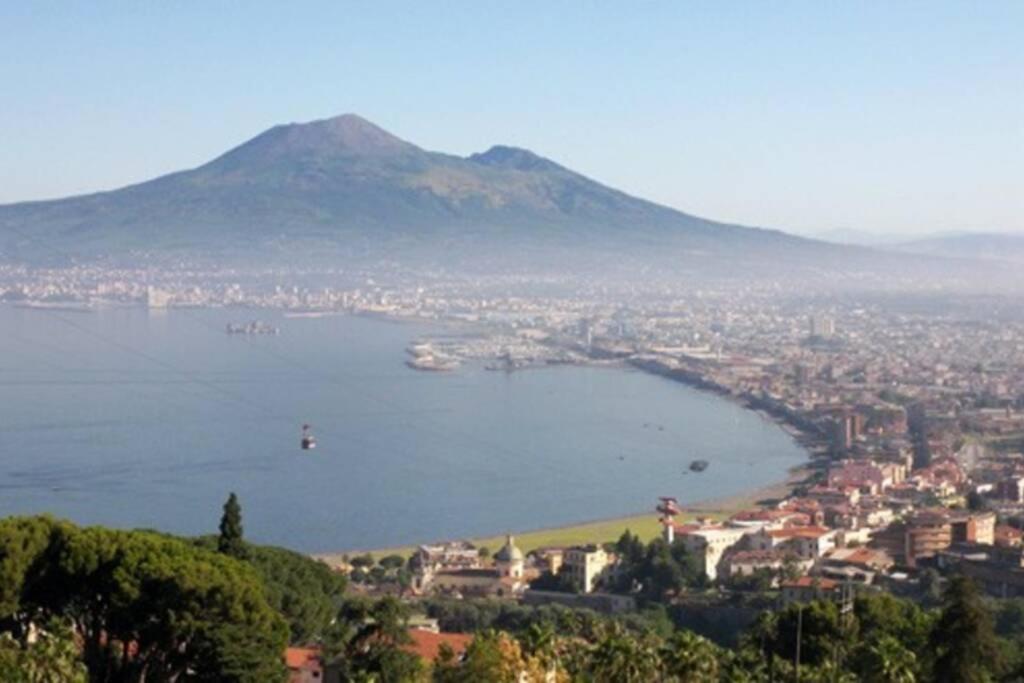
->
0, 516, 288, 683
852, 634, 918, 683
659, 629, 720, 682
611, 532, 703, 601
379, 553, 406, 570
326, 596, 423, 682
587, 624, 661, 682
528, 569, 579, 593
218, 491, 247, 559
246, 545, 347, 644
0, 620, 87, 683
930, 576, 1003, 683
855, 592, 933, 655
194, 536, 348, 644
351, 553, 376, 568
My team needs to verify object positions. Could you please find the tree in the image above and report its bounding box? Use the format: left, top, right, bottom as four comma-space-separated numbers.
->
854, 593, 932, 655
0, 620, 87, 683
766, 600, 847, 669
234, 543, 346, 644
587, 625, 661, 683
379, 554, 406, 570
327, 596, 423, 682
930, 576, 1003, 683
436, 630, 547, 682
0, 516, 289, 682
660, 630, 719, 682
218, 492, 247, 559
853, 634, 918, 683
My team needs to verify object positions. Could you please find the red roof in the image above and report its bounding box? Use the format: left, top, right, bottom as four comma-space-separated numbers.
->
286, 646, 321, 671
402, 629, 473, 662
767, 526, 832, 539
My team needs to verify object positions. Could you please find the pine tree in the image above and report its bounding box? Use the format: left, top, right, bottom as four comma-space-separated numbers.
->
218, 492, 247, 559
930, 576, 1002, 683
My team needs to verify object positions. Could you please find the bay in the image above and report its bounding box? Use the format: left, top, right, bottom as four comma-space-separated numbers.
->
0, 305, 806, 552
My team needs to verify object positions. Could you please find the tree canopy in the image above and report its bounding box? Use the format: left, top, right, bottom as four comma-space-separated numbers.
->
0, 516, 288, 683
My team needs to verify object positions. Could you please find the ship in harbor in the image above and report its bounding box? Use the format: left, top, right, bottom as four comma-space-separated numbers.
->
226, 320, 279, 335
405, 341, 459, 372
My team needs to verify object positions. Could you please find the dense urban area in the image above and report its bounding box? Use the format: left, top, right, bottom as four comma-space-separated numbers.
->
4, 263, 1024, 681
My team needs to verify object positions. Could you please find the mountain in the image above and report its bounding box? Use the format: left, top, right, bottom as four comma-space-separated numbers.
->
891, 233, 1024, 264
0, 114, 939, 276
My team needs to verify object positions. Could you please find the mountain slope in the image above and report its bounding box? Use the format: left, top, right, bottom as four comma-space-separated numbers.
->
892, 233, 1024, 264
0, 114, 864, 267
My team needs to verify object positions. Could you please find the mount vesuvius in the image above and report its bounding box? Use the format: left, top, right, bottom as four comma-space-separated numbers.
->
0, 114, 866, 270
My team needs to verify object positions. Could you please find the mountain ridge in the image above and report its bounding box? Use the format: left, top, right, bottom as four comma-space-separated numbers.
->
0, 113, 882, 270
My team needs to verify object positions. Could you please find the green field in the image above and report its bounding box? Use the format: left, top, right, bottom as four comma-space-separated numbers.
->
314, 508, 735, 566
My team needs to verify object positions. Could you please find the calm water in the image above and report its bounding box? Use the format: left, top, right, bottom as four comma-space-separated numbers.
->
0, 305, 806, 552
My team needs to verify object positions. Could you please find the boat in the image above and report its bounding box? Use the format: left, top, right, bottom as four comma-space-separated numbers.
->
300, 424, 317, 450
226, 320, 279, 335
689, 459, 709, 473
405, 355, 459, 372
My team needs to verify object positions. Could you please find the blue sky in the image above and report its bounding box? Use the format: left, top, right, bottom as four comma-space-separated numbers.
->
2, 2, 1021, 235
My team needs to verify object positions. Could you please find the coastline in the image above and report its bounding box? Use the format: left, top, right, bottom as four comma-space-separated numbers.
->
311, 318, 825, 567
313, 462, 814, 567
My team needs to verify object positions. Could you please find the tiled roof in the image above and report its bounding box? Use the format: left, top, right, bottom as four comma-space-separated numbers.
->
402, 629, 473, 662
286, 647, 321, 671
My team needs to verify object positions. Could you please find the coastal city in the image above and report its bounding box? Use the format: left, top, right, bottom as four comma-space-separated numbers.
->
6, 265, 1024, 603
4, 3, 1024, 680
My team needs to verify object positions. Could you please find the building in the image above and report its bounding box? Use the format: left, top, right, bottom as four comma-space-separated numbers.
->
781, 576, 841, 605
749, 526, 838, 560
563, 545, 615, 593
996, 525, 1024, 548
827, 459, 906, 494
401, 629, 473, 666
809, 316, 836, 339
998, 477, 1024, 503
412, 541, 482, 592
816, 547, 893, 585
420, 536, 528, 597
950, 510, 996, 546
905, 510, 953, 566
676, 525, 749, 580
725, 549, 791, 583
494, 535, 525, 579
286, 647, 338, 683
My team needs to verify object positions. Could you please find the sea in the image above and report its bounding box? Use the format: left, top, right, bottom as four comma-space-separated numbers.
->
0, 305, 807, 552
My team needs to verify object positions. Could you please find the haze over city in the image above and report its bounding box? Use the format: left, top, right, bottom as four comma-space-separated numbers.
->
2, 4, 1024, 682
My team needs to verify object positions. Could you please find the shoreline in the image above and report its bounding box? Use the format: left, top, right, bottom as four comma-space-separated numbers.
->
312, 320, 826, 567
313, 462, 815, 566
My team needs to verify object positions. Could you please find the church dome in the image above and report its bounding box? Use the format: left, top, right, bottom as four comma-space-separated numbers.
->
494, 535, 523, 564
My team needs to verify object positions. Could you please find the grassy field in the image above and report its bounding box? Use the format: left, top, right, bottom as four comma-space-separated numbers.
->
311, 473, 807, 568
313, 507, 740, 566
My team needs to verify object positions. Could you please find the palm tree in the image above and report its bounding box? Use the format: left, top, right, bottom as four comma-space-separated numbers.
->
520, 622, 556, 664
860, 635, 917, 683
660, 630, 719, 682
588, 625, 660, 682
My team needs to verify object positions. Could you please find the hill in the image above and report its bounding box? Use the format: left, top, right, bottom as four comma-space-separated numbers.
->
0, 114, 850, 269
892, 232, 1024, 264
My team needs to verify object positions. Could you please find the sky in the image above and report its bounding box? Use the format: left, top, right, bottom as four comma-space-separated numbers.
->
2, 2, 1022, 236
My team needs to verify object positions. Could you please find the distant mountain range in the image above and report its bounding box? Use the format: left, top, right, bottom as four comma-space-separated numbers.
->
890, 233, 1024, 264
0, 114, 1004, 280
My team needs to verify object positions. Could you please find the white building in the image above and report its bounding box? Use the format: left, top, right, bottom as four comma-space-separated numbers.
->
563, 545, 614, 593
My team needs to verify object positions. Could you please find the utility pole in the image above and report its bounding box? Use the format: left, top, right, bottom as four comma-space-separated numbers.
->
795, 602, 803, 683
